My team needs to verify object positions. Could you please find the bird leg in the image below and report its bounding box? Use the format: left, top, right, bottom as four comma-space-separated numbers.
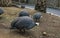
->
19, 29, 26, 33
0, 15, 2, 19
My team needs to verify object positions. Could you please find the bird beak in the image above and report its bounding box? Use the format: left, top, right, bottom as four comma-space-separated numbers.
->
35, 22, 39, 26
41, 16, 43, 18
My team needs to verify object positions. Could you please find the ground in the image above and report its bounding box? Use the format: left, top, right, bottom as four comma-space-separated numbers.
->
0, 7, 60, 38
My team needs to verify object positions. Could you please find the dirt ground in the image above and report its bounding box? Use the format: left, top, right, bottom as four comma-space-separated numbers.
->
0, 7, 60, 38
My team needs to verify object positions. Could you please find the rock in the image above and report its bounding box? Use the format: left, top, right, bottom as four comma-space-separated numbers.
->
42, 32, 47, 36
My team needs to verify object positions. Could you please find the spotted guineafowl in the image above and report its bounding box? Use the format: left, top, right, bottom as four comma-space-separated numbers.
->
0, 8, 4, 18
19, 10, 29, 17
0, 8, 4, 15
33, 12, 42, 22
21, 5, 25, 8
11, 16, 36, 32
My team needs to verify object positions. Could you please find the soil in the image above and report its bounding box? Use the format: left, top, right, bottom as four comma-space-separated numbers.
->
0, 7, 60, 38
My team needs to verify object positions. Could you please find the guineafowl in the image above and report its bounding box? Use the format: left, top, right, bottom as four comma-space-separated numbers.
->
19, 10, 29, 17
0, 8, 4, 18
11, 17, 20, 29
21, 5, 25, 8
11, 16, 36, 32
0, 8, 4, 15
33, 12, 42, 22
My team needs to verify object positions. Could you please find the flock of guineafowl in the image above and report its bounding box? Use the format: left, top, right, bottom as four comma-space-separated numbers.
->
0, 7, 42, 33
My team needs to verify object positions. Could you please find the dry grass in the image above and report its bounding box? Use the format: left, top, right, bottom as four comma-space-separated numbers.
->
0, 7, 60, 38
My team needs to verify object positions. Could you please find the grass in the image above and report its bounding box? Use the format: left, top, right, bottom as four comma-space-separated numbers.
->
0, 7, 60, 38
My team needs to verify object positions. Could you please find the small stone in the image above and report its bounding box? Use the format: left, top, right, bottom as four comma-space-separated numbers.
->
42, 32, 47, 36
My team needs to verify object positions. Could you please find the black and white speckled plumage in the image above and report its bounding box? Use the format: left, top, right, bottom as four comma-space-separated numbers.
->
0, 8, 4, 15
11, 16, 36, 30
33, 12, 42, 21
21, 5, 25, 8
19, 10, 29, 17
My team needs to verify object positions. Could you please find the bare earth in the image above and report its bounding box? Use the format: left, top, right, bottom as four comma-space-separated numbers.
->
0, 7, 60, 38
